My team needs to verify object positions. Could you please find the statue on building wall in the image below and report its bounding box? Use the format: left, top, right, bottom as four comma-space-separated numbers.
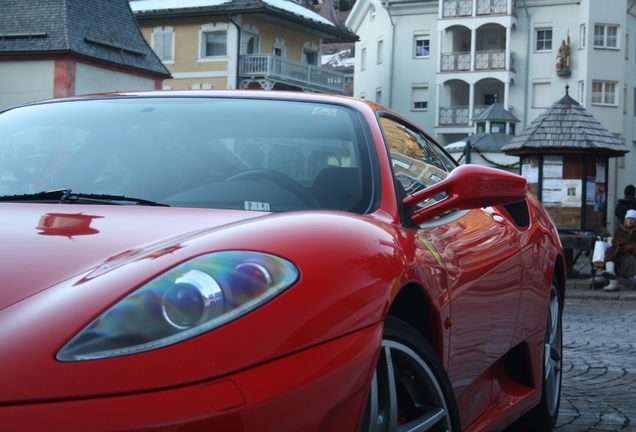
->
556, 32, 571, 75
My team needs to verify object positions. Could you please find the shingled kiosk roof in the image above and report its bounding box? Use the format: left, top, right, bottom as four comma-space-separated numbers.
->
0, 0, 170, 78
501, 87, 628, 157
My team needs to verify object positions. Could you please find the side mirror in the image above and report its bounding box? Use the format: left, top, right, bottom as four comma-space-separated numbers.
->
403, 164, 528, 225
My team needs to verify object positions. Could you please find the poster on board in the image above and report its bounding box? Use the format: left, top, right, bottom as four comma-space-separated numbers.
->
562, 179, 582, 207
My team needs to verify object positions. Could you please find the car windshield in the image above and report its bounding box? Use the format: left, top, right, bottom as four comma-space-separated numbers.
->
0, 96, 374, 213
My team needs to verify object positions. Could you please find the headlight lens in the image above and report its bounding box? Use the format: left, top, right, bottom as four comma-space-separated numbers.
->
57, 251, 299, 361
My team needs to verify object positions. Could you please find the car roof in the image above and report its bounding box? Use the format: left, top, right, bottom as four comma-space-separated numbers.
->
22, 90, 374, 109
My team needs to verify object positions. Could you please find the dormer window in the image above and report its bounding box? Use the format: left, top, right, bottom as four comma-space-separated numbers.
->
490, 122, 506, 133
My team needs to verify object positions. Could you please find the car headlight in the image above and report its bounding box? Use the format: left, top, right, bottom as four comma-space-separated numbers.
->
57, 251, 299, 362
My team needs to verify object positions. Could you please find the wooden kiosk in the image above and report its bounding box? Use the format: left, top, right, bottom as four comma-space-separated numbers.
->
502, 87, 628, 274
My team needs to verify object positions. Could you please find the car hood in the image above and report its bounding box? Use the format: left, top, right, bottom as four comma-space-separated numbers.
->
0, 203, 262, 312
0, 203, 401, 404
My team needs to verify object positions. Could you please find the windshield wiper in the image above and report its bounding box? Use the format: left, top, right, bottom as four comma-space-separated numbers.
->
0, 189, 170, 207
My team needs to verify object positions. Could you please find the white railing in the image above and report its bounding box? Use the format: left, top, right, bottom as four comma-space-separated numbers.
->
442, 0, 472, 17
441, 52, 471, 71
240, 54, 345, 94
440, 104, 515, 126
442, 0, 516, 17
441, 50, 515, 72
476, 0, 514, 15
474, 50, 514, 70
439, 106, 470, 126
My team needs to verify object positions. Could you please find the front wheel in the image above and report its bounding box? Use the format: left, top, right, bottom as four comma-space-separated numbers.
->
361, 316, 460, 432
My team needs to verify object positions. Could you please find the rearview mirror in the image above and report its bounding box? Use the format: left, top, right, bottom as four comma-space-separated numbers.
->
403, 165, 528, 225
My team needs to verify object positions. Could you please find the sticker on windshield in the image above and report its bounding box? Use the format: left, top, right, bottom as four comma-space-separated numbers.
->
312, 107, 337, 116
245, 201, 271, 211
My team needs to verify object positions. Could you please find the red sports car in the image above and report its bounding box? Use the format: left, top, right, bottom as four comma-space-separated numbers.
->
0, 91, 564, 432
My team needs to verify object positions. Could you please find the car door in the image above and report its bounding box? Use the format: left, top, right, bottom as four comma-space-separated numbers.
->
379, 115, 522, 426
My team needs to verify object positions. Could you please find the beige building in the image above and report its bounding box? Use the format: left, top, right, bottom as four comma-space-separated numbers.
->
131, 0, 357, 94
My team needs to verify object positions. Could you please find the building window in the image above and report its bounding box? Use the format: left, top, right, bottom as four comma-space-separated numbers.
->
578, 80, 585, 106
626, 31, 630, 59
536, 28, 553, 52
200, 23, 228, 58
361, 47, 367, 71
532, 83, 551, 108
273, 38, 286, 57
412, 87, 429, 111
376, 88, 382, 105
152, 26, 174, 62
592, 81, 617, 105
483, 94, 497, 106
303, 42, 319, 65
377, 39, 383, 64
580, 24, 586, 48
490, 122, 506, 133
594, 24, 618, 48
204, 32, 227, 57
303, 49, 317, 65
414, 35, 430, 58
242, 26, 260, 55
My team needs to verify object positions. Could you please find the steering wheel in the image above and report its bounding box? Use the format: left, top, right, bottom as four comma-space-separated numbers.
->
226, 168, 320, 209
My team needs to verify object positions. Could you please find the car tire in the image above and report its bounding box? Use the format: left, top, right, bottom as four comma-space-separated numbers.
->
510, 278, 563, 431
360, 316, 461, 432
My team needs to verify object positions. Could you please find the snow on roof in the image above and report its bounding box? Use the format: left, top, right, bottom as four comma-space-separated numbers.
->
322, 52, 354, 69
130, 0, 230, 10
130, 0, 336, 27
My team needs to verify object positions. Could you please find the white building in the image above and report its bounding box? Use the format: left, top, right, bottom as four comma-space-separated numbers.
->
346, 0, 636, 232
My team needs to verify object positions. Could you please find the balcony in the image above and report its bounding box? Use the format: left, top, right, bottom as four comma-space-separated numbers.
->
475, 50, 513, 70
439, 104, 515, 126
442, 0, 516, 17
443, 0, 472, 17
240, 54, 345, 94
476, 0, 513, 15
439, 106, 471, 126
441, 52, 471, 71
440, 50, 514, 72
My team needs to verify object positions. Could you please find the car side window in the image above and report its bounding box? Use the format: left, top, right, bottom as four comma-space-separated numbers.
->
379, 116, 455, 200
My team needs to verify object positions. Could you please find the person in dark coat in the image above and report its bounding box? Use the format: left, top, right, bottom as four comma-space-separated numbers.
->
603, 209, 636, 290
615, 184, 636, 224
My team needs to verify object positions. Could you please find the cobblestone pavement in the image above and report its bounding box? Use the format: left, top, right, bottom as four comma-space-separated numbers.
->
554, 296, 636, 431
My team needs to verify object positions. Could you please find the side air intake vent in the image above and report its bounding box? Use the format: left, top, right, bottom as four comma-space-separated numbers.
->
503, 200, 530, 228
